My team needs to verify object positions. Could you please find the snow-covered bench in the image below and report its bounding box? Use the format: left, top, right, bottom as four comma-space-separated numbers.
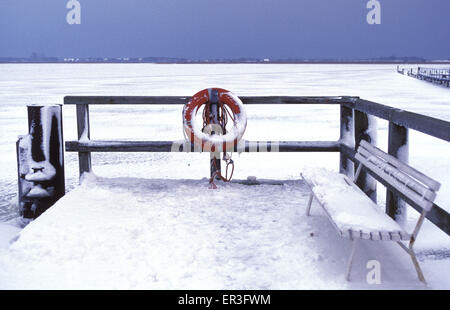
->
301, 140, 441, 284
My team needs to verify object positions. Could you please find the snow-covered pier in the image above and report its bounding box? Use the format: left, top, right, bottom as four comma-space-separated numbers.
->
398, 66, 450, 87
3, 93, 450, 289
1, 174, 449, 289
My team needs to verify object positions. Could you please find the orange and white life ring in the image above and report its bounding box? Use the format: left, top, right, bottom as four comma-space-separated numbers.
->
182, 88, 247, 152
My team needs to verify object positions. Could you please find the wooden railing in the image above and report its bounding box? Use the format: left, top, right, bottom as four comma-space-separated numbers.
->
418, 67, 450, 77
64, 95, 450, 235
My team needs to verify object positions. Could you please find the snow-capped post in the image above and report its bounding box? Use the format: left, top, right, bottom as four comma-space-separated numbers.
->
76, 103, 91, 177
339, 105, 354, 178
386, 122, 408, 223
208, 89, 221, 179
354, 110, 377, 202
16, 105, 65, 219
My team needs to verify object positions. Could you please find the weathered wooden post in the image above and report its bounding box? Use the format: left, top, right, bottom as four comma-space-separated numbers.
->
208, 89, 221, 179
16, 105, 65, 219
76, 103, 91, 177
339, 105, 354, 178
354, 110, 377, 202
386, 122, 408, 223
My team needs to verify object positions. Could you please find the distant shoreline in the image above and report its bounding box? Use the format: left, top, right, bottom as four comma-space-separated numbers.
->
1, 61, 450, 65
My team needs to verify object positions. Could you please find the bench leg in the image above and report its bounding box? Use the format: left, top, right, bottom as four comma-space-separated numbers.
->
345, 239, 358, 281
397, 241, 427, 285
305, 193, 314, 216
410, 250, 426, 285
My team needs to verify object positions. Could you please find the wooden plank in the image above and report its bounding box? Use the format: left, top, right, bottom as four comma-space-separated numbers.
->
360, 140, 440, 191
340, 143, 356, 161
23, 105, 65, 218
370, 232, 382, 241
354, 111, 377, 202
339, 105, 354, 177
350, 229, 362, 240
66, 140, 341, 153
360, 230, 371, 240
64, 95, 450, 144
64, 95, 357, 106
301, 176, 348, 237
356, 163, 450, 236
76, 104, 91, 176
344, 99, 450, 143
398, 231, 410, 241
208, 89, 221, 179
386, 122, 408, 221
357, 147, 436, 202
341, 229, 351, 239
389, 232, 401, 241
355, 153, 434, 211
380, 231, 391, 241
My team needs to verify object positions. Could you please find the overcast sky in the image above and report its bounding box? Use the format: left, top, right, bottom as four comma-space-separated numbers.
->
0, 0, 449, 59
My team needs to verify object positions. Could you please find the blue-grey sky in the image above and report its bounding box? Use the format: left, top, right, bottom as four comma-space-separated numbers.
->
1, 0, 449, 59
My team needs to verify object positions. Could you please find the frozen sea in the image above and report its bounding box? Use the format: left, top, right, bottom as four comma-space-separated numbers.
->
1, 63, 449, 220
0, 63, 449, 289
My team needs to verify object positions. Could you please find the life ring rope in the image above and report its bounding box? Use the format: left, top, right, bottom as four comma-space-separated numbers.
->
182, 88, 246, 187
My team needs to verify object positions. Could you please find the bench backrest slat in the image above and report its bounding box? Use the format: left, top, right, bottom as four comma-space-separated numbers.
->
356, 140, 440, 212
359, 140, 441, 191
357, 147, 436, 202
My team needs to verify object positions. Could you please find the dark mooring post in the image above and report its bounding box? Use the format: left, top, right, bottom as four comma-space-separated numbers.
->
76, 104, 91, 178
354, 110, 377, 202
339, 105, 354, 178
208, 89, 221, 179
386, 122, 408, 223
17, 105, 65, 219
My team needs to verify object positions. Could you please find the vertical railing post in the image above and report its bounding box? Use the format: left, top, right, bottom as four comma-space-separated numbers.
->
16, 105, 65, 219
76, 104, 91, 178
386, 122, 409, 223
208, 89, 221, 179
339, 105, 354, 178
354, 110, 377, 202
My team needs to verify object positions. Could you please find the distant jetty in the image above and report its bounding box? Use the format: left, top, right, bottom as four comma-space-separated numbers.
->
397, 66, 450, 88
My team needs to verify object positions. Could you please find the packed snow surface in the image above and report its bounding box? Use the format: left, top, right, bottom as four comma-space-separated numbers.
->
0, 174, 448, 289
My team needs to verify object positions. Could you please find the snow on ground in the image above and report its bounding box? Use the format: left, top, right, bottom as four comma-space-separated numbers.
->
0, 64, 449, 289
0, 173, 448, 289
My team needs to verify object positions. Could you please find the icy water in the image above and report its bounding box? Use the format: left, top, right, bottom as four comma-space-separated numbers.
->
1, 63, 450, 221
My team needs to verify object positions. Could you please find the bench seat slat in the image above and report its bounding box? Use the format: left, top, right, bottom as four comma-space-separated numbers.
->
370, 232, 380, 241
389, 232, 401, 241
360, 230, 371, 240
380, 231, 392, 241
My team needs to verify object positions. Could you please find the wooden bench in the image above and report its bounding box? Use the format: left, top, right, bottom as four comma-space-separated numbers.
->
301, 140, 441, 284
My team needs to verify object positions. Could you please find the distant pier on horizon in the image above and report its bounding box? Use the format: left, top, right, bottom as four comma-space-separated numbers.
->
397, 66, 450, 87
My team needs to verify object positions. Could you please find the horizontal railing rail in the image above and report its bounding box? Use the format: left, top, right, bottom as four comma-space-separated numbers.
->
344, 98, 450, 142
65, 140, 341, 153
64, 95, 358, 105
